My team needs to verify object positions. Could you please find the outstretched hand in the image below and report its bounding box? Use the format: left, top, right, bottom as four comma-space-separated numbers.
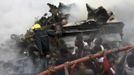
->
48, 66, 56, 73
64, 61, 71, 68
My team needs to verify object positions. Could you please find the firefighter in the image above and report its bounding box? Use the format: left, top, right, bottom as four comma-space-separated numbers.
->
32, 23, 50, 56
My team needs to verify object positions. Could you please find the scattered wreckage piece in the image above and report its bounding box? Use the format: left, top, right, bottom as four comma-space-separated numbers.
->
62, 22, 124, 37
61, 21, 124, 50
86, 3, 114, 24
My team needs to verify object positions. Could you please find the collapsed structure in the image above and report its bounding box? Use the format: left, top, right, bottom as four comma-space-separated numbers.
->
10, 2, 134, 75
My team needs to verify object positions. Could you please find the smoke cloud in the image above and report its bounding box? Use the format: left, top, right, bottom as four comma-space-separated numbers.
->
0, 0, 134, 75
98, 0, 134, 44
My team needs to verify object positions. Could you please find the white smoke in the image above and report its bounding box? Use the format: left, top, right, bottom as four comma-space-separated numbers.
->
62, 0, 134, 44
0, 0, 51, 74
102, 0, 134, 44
0, 0, 134, 75
0, 0, 49, 43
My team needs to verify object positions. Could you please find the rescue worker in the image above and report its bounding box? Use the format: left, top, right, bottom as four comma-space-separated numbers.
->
32, 23, 50, 56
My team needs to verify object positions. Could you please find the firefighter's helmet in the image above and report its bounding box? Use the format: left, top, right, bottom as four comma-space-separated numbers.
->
32, 23, 41, 30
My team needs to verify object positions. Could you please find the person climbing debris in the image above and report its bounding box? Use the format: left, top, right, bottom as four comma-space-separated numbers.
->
32, 23, 50, 56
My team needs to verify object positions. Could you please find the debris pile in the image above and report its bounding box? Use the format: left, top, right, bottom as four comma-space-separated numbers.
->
11, 3, 129, 75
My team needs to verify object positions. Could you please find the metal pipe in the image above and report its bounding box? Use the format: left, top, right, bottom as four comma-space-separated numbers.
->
38, 45, 134, 75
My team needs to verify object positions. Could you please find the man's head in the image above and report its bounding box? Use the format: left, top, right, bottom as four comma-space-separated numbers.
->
76, 34, 83, 41
95, 37, 103, 45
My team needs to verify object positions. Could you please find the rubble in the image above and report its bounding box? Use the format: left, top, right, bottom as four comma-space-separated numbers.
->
10, 2, 130, 75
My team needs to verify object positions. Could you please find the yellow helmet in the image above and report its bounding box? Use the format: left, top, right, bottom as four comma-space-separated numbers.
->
32, 23, 41, 30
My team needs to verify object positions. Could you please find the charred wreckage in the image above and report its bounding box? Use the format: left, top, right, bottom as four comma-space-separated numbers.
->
10, 2, 134, 75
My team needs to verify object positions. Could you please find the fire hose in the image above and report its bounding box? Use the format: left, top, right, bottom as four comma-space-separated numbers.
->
38, 45, 134, 75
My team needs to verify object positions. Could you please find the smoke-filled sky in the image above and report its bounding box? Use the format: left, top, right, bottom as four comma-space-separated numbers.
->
0, 0, 134, 74
0, 0, 134, 43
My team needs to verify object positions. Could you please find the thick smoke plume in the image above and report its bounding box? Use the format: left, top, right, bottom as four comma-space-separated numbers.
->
0, 0, 134, 75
